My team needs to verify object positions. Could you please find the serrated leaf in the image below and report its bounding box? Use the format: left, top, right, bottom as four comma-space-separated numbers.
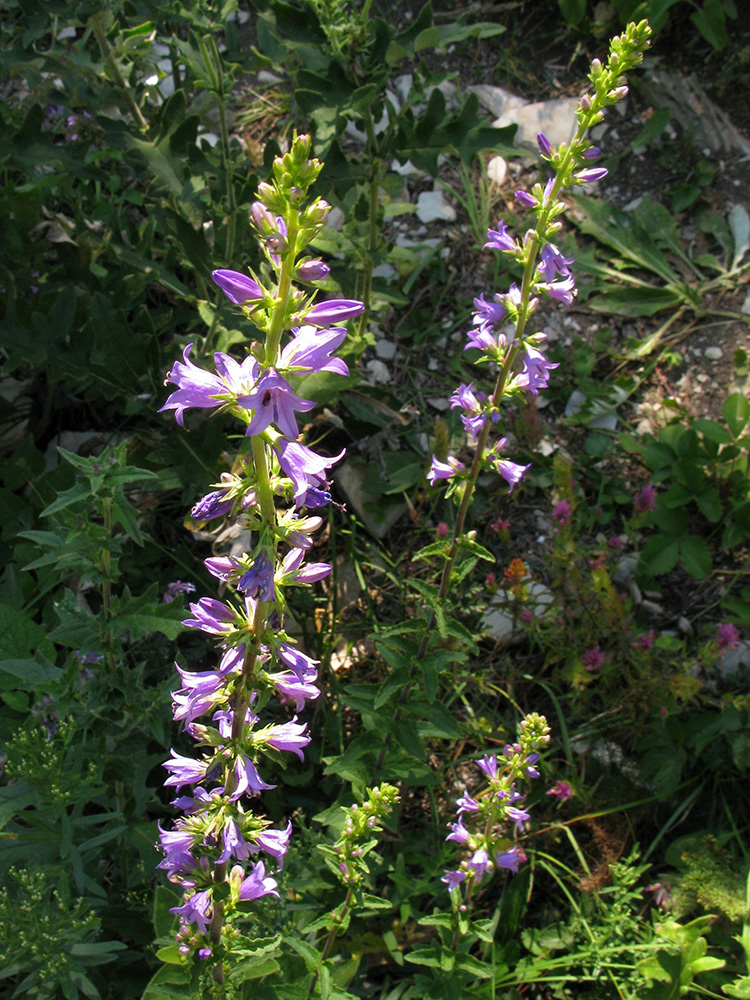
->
723, 393, 749, 437
680, 535, 712, 580
639, 537, 680, 577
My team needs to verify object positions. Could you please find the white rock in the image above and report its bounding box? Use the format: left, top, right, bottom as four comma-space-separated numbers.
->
427, 358, 438, 371
225, 9, 250, 22
469, 84, 528, 119
326, 206, 345, 232
363, 360, 390, 386
394, 74, 413, 107
375, 340, 397, 360
57, 26, 77, 39
426, 397, 451, 411
391, 158, 423, 178
704, 346, 723, 360
197, 131, 220, 149
742, 290, 750, 316
486, 155, 507, 185
492, 97, 580, 149
416, 189, 456, 224
372, 263, 397, 280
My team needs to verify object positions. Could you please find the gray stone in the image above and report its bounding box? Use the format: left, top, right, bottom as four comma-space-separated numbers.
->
375, 340, 397, 361
416, 189, 456, 224
469, 84, 528, 120
492, 97, 580, 149
704, 346, 723, 360
486, 155, 507, 185
482, 581, 554, 646
363, 359, 390, 386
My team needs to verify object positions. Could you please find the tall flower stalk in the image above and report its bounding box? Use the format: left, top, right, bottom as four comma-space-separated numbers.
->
157, 134, 363, 980
375, 20, 652, 770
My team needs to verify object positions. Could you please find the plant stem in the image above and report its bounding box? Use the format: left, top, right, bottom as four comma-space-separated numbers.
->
90, 18, 148, 132
307, 888, 354, 997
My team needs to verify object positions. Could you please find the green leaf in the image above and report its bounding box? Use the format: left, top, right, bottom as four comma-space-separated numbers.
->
587, 286, 684, 317
690, 0, 729, 50
557, 0, 587, 25
414, 19, 504, 51
361, 893, 392, 910
631, 107, 671, 150
680, 535, 712, 579
153, 885, 180, 938
0, 658, 63, 692
693, 418, 733, 444
723, 393, 749, 437
638, 537, 680, 577
0, 605, 56, 665
696, 488, 722, 523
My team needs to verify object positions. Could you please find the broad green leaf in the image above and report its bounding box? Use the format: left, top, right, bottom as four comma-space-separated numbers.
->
631, 107, 670, 150
587, 286, 684, 317
0, 658, 62, 692
680, 535, 712, 579
723, 392, 750, 437
690, 1, 729, 50
638, 537, 680, 577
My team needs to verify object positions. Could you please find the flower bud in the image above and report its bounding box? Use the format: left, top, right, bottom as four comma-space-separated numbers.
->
296, 259, 331, 282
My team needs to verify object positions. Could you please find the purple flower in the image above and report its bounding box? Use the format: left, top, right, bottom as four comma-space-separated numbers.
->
237, 861, 280, 902
515, 189, 537, 209
467, 847, 492, 883
274, 439, 346, 505
507, 805, 530, 830
304, 299, 364, 326
265, 717, 311, 760
268, 670, 320, 711
484, 220, 517, 253
553, 500, 571, 527
538, 244, 574, 283
539, 273, 576, 307
472, 293, 508, 333
252, 821, 293, 867
446, 819, 472, 845
171, 889, 212, 933
477, 755, 498, 780
191, 488, 236, 521
279, 326, 349, 377
632, 630, 654, 651
211, 269, 264, 305
441, 869, 466, 892
537, 132, 553, 157
240, 369, 316, 438
582, 146, 602, 160
456, 791, 480, 814
238, 552, 276, 601
159, 346, 259, 426
576, 167, 608, 184
450, 383, 494, 440
546, 780, 573, 802
521, 343, 559, 396
634, 483, 657, 514
163, 751, 208, 789
427, 455, 466, 485
296, 259, 330, 282
163, 580, 196, 603
277, 643, 320, 681
717, 623, 741, 652
183, 597, 236, 636
496, 846, 526, 873
582, 646, 604, 672
484, 441, 529, 492
231, 755, 277, 799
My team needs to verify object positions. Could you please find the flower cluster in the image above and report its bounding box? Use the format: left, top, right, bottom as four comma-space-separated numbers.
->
442, 714, 550, 906
319, 784, 400, 890
157, 134, 362, 961
428, 20, 652, 508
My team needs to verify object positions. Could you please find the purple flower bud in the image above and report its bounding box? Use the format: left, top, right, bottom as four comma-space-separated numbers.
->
537, 132, 553, 157
305, 299, 365, 326
296, 259, 331, 282
582, 146, 602, 160
576, 167, 608, 184
515, 189, 537, 209
211, 269, 263, 305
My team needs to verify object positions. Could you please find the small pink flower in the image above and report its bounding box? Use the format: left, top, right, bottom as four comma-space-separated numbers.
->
582, 646, 604, 672
436, 522, 449, 538
485, 572, 497, 591
607, 536, 623, 550
520, 608, 534, 625
634, 484, 657, 514
552, 500, 571, 528
491, 517, 510, 532
546, 780, 573, 802
717, 623, 741, 652
632, 630, 654, 651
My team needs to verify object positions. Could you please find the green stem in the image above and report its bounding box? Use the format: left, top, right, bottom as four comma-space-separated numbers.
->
90, 19, 148, 132
307, 888, 354, 998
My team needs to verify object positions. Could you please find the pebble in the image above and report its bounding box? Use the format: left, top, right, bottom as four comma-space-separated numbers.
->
492, 97, 579, 148
742, 291, 750, 316
416, 189, 456, 224
704, 346, 723, 360
375, 340, 397, 361
363, 360, 390, 386
426, 397, 451, 411
486, 156, 507, 184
